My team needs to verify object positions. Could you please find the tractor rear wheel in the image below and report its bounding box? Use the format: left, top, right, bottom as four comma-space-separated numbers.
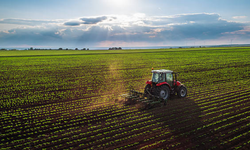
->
157, 85, 170, 100
177, 86, 187, 98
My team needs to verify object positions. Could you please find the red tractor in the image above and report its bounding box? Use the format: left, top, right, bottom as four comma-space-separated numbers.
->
144, 69, 187, 100
121, 69, 187, 109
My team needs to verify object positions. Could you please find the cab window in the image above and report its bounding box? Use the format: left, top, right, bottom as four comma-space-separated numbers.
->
152, 73, 165, 83
166, 73, 173, 86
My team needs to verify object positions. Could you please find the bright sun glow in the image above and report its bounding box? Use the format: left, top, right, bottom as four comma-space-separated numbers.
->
106, 0, 129, 7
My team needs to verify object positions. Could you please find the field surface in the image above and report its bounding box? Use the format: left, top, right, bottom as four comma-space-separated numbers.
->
1, 47, 250, 150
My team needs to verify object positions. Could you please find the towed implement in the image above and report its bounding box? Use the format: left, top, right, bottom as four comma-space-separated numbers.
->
120, 68, 187, 109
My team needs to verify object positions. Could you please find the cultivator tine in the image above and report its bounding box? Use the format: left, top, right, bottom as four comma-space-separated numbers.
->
129, 90, 144, 98
119, 90, 144, 105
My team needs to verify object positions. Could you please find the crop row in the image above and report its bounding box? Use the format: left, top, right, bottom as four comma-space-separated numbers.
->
1, 95, 250, 149
3, 86, 249, 149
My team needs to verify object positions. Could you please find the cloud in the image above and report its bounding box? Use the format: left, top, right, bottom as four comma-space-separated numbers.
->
0, 16, 111, 27
171, 13, 220, 23
64, 21, 81, 26
0, 13, 249, 47
64, 16, 111, 26
0, 27, 62, 46
157, 19, 244, 40
142, 13, 221, 26
80, 16, 108, 24
0, 18, 60, 26
232, 16, 247, 19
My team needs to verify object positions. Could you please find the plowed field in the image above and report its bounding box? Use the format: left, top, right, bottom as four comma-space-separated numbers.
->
1, 47, 250, 150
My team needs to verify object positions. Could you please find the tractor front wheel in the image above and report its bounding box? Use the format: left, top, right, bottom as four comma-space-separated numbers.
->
177, 86, 187, 98
157, 85, 170, 100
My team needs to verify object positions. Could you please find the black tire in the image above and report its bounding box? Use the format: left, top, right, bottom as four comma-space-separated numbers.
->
177, 86, 187, 98
156, 85, 170, 100
144, 84, 151, 96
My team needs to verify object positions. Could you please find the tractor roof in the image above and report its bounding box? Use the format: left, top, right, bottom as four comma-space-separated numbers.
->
151, 69, 173, 73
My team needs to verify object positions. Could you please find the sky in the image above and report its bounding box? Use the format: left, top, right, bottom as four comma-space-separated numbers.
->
0, 0, 250, 48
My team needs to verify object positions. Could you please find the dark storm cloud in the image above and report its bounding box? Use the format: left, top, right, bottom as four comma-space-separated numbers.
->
80, 16, 108, 24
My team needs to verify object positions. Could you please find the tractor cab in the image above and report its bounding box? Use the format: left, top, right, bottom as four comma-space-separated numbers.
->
151, 69, 180, 87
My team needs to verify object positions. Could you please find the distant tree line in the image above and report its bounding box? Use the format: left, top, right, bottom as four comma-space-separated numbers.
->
27, 47, 52, 50
58, 48, 90, 50
109, 47, 122, 50
0, 46, 209, 51
0, 48, 18, 51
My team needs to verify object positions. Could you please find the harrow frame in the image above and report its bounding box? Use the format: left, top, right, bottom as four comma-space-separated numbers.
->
120, 90, 167, 109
